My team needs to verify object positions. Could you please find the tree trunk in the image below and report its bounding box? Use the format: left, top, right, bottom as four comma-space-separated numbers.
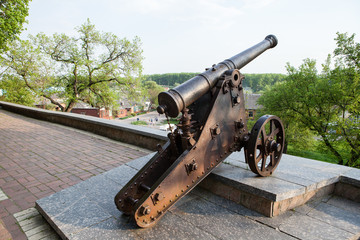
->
65, 101, 76, 112
321, 135, 344, 165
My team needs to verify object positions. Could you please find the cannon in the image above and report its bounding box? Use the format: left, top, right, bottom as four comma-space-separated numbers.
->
115, 35, 285, 228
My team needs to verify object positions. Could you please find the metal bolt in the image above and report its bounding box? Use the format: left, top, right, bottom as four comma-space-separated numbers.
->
154, 192, 164, 202
190, 162, 198, 171
233, 96, 241, 104
140, 205, 151, 215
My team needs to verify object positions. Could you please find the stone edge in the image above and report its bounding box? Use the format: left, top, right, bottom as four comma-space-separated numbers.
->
0, 101, 167, 151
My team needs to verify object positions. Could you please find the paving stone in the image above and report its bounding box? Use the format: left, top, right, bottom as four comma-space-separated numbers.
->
25, 224, 51, 238
224, 151, 249, 170
0, 188, 9, 201
36, 185, 88, 217
69, 216, 139, 240
190, 187, 262, 218
341, 168, 360, 187
125, 153, 155, 170
102, 164, 139, 186
74, 175, 123, 218
14, 208, 60, 240
293, 197, 325, 215
134, 211, 219, 240
192, 187, 296, 229
279, 212, 354, 240
173, 196, 296, 240
276, 159, 341, 188
50, 198, 113, 237
28, 231, 60, 240
212, 164, 305, 201
326, 195, 360, 215
307, 201, 360, 234
13, 208, 40, 222
0, 110, 149, 239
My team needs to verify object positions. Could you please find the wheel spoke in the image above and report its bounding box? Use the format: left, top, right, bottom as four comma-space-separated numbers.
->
270, 152, 275, 166
260, 129, 266, 171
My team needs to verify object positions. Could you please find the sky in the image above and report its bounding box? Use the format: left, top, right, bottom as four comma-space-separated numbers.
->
21, 0, 360, 75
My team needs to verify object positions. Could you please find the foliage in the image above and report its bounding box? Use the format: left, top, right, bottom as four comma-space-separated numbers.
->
0, 0, 30, 52
286, 144, 339, 164
161, 118, 179, 125
131, 120, 147, 125
142, 80, 164, 109
145, 72, 285, 92
259, 32, 360, 168
0, 74, 34, 106
242, 73, 285, 93
0, 19, 143, 112
144, 73, 198, 87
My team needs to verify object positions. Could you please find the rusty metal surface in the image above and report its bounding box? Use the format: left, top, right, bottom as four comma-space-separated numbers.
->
114, 35, 284, 228
245, 115, 285, 177
157, 35, 278, 118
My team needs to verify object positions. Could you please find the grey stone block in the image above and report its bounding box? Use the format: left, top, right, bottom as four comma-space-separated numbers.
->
275, 156, 341, 187
36, 185, 88, 217
279, 212, 354, 240
75, 176, 123, 218
190, 187, 262, 218
212, 164, 305, 201
134, 212, 219, 240
125, 153, 155, 170
326, 196, 360, 215
69, 217, 139, 240
173, 196, 295, 240
307, 201, 360, 234
103, 164, 139, 185
341, 168, 360, 187
52, 198, 113, 237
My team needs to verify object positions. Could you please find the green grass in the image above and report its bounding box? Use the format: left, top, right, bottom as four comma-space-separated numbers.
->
131, 120, 148, 125
119, 111, 150, 120
161, 118, 179, 125
287, 145, 339, 164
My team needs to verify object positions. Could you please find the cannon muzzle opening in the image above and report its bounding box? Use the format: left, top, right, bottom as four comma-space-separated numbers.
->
265, 34, 278, 48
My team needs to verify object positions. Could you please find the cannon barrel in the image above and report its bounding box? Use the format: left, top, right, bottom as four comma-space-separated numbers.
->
157, 35, 278, 117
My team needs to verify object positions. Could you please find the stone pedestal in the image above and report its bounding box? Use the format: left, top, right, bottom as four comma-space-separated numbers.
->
36, 152, 360, 239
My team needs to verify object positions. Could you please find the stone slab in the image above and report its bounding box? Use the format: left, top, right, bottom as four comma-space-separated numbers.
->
36, 152, 360, 239
279, 212, 354, 240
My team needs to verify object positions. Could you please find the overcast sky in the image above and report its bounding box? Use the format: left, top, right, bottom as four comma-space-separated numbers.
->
21, 0, 360, 75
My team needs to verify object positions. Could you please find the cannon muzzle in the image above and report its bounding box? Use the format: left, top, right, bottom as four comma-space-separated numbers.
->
157, 35, 278, 117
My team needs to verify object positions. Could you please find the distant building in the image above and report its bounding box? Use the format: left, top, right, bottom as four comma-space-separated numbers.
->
244, 93, 262, 120
71, 107, 112, 119
71, 103, 112, 119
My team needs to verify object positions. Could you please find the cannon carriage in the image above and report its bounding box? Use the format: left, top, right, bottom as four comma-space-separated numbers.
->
115, 35, 285, 227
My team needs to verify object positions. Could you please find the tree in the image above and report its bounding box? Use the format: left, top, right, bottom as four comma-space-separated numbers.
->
0, 74, 35, 106
1, 19, 143, 112
142, 80, 164, 110
0, 0, 30, 52
259, 33, 360, 167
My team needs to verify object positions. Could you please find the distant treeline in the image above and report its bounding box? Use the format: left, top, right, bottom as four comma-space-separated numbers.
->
144, 73, 199, 87
144, 73, 285, 93
243, 73, 285, 92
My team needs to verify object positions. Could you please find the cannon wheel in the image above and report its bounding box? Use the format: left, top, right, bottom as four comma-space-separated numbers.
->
246, 115, 285, 177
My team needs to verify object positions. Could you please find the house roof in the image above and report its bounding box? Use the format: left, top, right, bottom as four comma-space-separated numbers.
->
244, 93, 262, 110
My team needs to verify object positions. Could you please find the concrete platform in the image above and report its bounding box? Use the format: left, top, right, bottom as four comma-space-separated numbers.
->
36, 152, 360, 239
201, 151, 360, 217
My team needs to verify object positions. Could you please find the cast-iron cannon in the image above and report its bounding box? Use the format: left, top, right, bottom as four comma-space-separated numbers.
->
115, 35, 285, 227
